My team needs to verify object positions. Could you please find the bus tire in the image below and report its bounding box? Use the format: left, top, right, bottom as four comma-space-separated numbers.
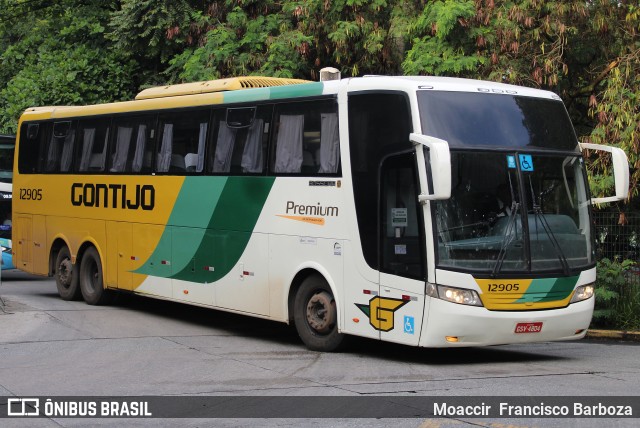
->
294, 275, 345, 352
54, 246, 80, 301
79, 247, 111, 305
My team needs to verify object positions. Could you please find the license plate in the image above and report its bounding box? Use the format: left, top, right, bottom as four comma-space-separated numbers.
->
515, 322, 543, 333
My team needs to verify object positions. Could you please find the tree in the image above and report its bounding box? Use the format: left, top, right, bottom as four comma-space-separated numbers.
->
0, 0, 137, 134
165, 0, 415, 81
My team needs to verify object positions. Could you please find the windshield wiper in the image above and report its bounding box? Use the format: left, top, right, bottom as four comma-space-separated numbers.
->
491, 171, 520, 277
528, 178, 571, 276
491, 200, 520, 277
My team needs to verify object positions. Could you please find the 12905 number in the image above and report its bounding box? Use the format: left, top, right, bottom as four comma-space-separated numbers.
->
487, 283, 520, 292
20, 188, 43, 201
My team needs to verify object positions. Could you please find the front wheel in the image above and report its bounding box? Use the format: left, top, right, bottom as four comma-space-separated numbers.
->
293, 275, 345, 352
79, 247, 112, 305
55, 246, 81, 300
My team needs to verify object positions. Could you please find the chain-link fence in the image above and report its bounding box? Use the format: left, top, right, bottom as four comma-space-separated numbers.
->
593, 210, 640, 285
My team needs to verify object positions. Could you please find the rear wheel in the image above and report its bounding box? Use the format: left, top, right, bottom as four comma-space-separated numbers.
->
54, 246, 80, 300
294, 275, 345, 352
79, 247, 112, 305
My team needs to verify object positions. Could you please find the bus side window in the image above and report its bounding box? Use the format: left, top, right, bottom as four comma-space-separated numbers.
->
19, 122, 47, 174
43, 121, 76, 173
270, 99, 339, 175
110, 115, 156, 173
158, 109, 210, 174
76, 118, 111, 173
208, 105, 272, 175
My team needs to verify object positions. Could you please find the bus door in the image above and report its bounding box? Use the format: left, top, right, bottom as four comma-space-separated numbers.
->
377, 152, 426, 345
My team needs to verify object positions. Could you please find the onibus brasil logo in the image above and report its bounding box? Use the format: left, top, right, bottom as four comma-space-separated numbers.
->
356, 297, 407, 332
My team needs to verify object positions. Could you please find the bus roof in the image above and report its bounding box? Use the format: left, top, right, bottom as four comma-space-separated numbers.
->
135, 76, 310, 100
18, 75, 561, 122
349, 75, 561, 100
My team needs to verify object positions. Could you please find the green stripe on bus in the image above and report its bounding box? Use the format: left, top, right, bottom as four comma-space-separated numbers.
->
218, 83, 324, 104
514, 276, 579, 303
168, 177, 227, 273
222, 88, 271, 104
172, 176, 275, 283
135, 176, 275, 283
269, 82, 324, 99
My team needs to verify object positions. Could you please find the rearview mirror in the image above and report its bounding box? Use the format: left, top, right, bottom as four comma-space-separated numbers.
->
410, 133, 451, 202
579, 142, 629, 204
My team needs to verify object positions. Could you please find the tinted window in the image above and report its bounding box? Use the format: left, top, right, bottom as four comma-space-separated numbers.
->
158, 110, 210, 174
418, 91, 579, 151
349, 92, 412, 269
76, 118, 111, 173
43, 121, 76, 173
18, 123, 46, 174
110, 115, 156, 173
0, 138, 13, 183
208, 105, 272, 175
271, 99, 339, 175
380, 153, 425, 280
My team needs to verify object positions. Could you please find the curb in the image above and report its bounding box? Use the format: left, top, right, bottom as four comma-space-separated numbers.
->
585, 329, 640, 342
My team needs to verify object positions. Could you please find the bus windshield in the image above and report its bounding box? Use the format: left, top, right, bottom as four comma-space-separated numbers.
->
417, 91, 579, 152
417, 93, 593, 275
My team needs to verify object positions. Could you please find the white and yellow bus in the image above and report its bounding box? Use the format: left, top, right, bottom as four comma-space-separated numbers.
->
13, 74, 629, 350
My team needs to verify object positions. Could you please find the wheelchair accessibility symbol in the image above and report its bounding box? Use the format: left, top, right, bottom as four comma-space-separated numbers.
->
519, 154, 534, 172
404, 316, 415, 335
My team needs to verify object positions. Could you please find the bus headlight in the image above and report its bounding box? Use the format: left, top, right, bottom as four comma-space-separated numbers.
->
570, 284, 594, 303
436, 285, 483, 307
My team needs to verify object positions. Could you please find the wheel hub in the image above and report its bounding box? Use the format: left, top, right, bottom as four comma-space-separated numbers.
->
58, 259, 72, 286
306, 291, 335, 334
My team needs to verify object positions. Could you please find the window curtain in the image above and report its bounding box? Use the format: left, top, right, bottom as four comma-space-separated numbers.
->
45, 135, 60, 171
78, 128, 96, 171
93, 128, 109, 171
213, 122, 237, 173
196, 122, 207, 172
111, 126, 133, 172
241, 119, 264, 173
59, 132, 75, 172
274, 115, 304, 173
131, 125, 147, 172
157, 123, 173, 172
319, 113, 339, 173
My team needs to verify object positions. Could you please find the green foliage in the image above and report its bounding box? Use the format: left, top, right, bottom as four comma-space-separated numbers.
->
403, 0, 481, 76
0, 0, 137, 133
167, 5, 311, 81
592, 258, 640, 330
108, 0, 199, 63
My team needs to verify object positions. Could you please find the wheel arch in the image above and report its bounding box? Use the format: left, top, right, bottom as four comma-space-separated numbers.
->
286, 263, 341, 327
76, 238, 103, 268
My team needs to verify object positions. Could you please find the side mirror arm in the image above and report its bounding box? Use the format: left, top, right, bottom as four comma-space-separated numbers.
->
410, 133, 451, 202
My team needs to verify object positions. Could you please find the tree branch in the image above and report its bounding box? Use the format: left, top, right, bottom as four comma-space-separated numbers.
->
571, 58, 620, 97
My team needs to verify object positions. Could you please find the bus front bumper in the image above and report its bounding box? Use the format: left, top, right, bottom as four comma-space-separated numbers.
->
420, 296, 594, 347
